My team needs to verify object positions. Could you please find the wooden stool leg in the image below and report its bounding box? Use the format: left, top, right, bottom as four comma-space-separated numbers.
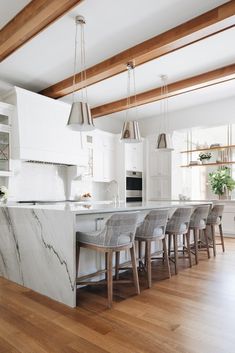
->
107, 251, 113, 309
173, 234, 178, 275
219, 224, 225, 252
115, 251, 120, 280
168, 234, 172, 257
145, 240, 152, 288
185, 232, 192, 267
162, 237, 171, 278
130, 244, 140, 294
76, 242, 80, 278
204, 228, 210, 259
105, 252, 108, 281
193, 229, 199, 265
211, 225, 216, 257
182, 234, 185, 255
138, 240, 142, 269
144, 241, 148, 267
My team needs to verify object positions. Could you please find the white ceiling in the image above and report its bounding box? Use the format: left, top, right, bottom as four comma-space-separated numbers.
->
0, 0, 234, 125
96, 79, 235, 122
61, 27, 235, 107
0, 0, 31, 28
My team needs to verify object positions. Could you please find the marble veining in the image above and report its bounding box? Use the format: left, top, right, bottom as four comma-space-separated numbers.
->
31, 210, 75, 292
1, 207, 24, 284
0, 207, 76, 307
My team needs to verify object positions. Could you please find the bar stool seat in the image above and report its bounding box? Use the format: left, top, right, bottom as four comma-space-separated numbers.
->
166, 207, 193, 275
135, 209, 170, 288
77, 231, 132, 247
185, 205, 211, 264
76, 212, 140, 308
206, 204, 225, 256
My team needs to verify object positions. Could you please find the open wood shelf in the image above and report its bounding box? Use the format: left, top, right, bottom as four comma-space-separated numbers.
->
180, 144, 235, 154
181, 161, 235, 168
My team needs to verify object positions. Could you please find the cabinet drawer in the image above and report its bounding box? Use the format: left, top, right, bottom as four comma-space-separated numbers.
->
222, 212, 235, 235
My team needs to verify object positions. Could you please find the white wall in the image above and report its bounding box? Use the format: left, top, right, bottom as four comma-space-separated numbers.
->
139, 97, 235, 136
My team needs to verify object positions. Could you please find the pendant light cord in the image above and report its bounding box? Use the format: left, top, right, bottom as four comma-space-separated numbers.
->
126, 61, 138, 121
72, 21, 79, 102
126, 65, 131, 120
80, 21, 88, 103
72, 17, 88, 104
160, 75, 169, 133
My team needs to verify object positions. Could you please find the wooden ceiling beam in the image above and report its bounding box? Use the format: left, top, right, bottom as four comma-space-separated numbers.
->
40, 1, 235, 99
0, 0, 84, 62
91, 64, 235, 118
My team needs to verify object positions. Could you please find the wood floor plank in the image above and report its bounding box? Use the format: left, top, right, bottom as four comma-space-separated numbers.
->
0, 238, 234, 353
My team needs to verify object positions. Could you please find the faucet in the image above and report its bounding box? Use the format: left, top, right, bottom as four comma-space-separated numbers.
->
106, 180, 120, 205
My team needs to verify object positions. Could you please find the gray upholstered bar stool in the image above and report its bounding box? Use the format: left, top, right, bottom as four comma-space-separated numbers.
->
76, 212, 140, 308
135, 209, 170, 288
206, 204, 225, 256
166, 207, 192, 275
185, 205, 211, 264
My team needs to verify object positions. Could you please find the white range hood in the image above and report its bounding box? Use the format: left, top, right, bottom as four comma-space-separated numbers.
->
3, 87, 89, 166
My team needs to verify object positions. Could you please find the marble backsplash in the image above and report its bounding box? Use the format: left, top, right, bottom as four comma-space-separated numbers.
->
3, 161, 109, 201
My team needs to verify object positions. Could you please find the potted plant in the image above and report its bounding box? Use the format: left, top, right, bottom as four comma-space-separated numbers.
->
208, 166, 235, 199
198, 152, 212, 164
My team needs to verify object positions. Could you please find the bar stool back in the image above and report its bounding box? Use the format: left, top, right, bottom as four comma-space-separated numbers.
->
76, 212, 140, 308
187, 205, 211, 264
166, 207, 192, 274
206, 204, 225, 256
135, 209, 170, 288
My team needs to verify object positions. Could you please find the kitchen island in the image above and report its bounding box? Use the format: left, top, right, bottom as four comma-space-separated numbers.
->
0, 201, 211, 307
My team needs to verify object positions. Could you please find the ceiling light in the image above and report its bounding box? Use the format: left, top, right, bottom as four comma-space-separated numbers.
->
120, 61, 142, 143
67, 16, 95, 131
156, 75, 173, 151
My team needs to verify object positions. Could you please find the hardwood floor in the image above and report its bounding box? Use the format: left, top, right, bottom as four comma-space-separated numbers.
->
0, 238, 235, 353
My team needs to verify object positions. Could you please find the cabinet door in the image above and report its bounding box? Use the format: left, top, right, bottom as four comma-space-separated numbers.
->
150, 151, 171, 177
221, 211, 235, 235
103, 148, 114, 182
0, 130, 10, 172
93, 132, 115, 182
125, 143, 143, 171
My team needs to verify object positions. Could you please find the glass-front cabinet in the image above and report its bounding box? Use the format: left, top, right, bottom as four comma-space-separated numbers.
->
0, 102, 13, 176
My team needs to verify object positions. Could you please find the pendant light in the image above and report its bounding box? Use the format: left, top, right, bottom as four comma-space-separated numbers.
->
120, 61, 141, 143
156, 75, 173, 151
67, 16, 95, 131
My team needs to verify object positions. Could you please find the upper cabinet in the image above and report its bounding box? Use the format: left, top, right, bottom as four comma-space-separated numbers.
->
3, 87, 84, 165
125, 142, 143, 171
0, 102, 14, 176
93, 130, 116, 182
147, 136, 172, 200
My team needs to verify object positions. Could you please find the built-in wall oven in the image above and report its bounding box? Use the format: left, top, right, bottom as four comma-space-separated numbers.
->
126, 170, 143, 202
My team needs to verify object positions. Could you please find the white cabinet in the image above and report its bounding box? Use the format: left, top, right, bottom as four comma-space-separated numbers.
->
4, 87, 84, 165
93, 131, 115, 182
147, 136, 172, 200
0, 102, 14, 176
125, 142, 143, 171
221, 205, 235, 235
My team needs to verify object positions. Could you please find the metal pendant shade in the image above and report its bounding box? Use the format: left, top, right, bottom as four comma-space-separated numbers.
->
67, 16, 95, 131
121, 120, 141, 143
67, 102, 95, 131
156, 132, 173, 151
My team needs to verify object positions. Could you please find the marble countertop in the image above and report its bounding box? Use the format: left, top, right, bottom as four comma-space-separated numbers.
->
1, 200, 212, 214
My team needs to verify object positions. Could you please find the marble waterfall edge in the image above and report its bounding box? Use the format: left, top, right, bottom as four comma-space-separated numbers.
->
0, 207, 76, 307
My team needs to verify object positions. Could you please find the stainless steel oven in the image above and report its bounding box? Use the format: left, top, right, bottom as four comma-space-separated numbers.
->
126, 170, 142, 202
